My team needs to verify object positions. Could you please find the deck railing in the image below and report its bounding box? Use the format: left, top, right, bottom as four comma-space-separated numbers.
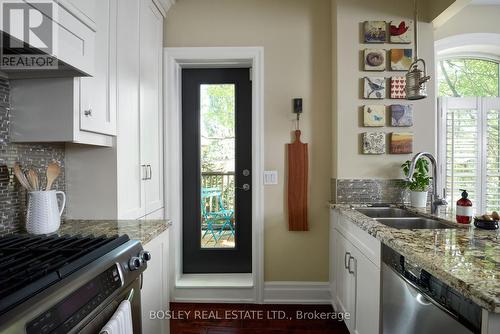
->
201, 172, 235, 211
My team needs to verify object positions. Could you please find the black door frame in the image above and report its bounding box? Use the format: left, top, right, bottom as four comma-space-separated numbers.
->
181, 68, 252, 273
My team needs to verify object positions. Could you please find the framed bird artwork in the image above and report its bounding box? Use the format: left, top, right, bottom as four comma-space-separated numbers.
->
389, 20, 413, 44
364, 77, 386, 99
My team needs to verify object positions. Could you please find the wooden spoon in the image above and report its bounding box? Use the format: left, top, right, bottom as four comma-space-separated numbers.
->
45, 162, 60, 191
13, 163, 32, 191
27, 169, 39, 191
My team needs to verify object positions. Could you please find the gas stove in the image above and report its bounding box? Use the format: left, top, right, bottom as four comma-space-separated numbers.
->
0, 233, 150, 333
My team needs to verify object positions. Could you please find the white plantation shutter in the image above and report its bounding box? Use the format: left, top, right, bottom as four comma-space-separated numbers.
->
485, 98, 500, 212
439, 97, 500, 214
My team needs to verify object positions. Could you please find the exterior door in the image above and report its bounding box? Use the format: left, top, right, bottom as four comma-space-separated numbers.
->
182, 68, 252, 273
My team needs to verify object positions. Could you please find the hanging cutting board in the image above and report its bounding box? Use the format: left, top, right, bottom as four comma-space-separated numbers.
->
287, 130, 309, 231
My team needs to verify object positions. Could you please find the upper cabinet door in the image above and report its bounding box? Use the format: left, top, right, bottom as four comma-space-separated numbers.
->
79, 0, 117, 136
140, 0, 164, 215
63, 0, 97, 24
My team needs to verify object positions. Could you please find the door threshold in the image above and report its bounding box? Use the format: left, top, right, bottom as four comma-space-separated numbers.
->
176, 273, 253, 288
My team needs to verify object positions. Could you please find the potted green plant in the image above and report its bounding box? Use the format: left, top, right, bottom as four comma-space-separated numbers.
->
401, 158, 431, 208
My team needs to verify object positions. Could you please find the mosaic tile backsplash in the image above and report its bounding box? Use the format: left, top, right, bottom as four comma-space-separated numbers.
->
0, 78, 65, 234
331, 178, 407, 204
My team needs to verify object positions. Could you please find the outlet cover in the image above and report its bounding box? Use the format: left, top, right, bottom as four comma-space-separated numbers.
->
264, 171, 278, 185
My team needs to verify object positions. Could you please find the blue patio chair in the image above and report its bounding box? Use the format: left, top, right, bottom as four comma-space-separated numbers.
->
201, 187, 235, 243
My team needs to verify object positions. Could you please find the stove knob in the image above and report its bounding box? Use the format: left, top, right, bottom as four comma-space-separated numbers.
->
140, 250, 151, 262
128, 256, 142, 271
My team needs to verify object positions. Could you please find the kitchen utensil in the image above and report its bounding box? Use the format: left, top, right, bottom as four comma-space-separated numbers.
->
45, 162, 60, 191
287, 130, 309, 231
26, 190, 66, 234
13, 163, 32, 191
27, 169, 39, 191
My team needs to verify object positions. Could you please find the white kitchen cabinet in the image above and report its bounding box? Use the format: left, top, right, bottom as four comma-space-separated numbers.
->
63, 0, 97, 24
116, 0, 164, 219
330, 209, 381, 334
140, 0, 164, 215
66, 0, 164, 219
142, 229, 170, 334
10, 0, 116, 146
79, 0, 117, 136
9, 0, 96, 77
334, 232, 356, 331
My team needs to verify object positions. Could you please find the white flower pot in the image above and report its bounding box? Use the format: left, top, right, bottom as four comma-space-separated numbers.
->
410, 191, 428, 208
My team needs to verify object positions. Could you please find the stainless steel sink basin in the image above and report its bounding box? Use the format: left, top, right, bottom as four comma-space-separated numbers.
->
356, 207, 418, 218
375, 218, 455, 229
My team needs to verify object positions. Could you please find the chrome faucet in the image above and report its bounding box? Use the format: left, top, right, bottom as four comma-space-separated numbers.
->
406, 152, 447, 214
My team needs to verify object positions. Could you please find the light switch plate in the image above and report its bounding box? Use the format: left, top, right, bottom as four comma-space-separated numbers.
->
264, 171, 278, 185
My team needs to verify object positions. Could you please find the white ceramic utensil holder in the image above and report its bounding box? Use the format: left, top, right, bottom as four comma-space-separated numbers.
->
26, 190, 66, 234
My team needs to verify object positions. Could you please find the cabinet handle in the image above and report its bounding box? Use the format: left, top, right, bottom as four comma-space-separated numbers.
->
141, 164, 148, 180
344, 252, 351, 269
348, 256, 356, 275
84, 108, 92, 117
147, 165, 152, 180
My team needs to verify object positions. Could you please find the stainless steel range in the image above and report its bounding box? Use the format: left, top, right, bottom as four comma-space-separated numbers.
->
0, 233, 150, 334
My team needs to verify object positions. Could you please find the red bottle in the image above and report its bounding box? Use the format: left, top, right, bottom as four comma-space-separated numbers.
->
456, 189, 473, 224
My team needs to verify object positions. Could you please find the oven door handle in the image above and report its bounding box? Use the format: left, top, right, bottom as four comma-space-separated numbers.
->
127, 288, 134, 302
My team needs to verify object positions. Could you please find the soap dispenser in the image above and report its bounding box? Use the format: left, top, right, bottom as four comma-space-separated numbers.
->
456, 189, 473, 224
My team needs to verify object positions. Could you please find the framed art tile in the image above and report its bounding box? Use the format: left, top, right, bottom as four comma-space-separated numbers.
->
364, 49, 386, 71
364, 105, 385, 127
363, 132, 385, 154
391, 105, 413, 127
390, 49, 412, 71
364, 77, 386, 99
390, 76, 406, 99
364, 21, 387, 43
389, 20, 413, 43
390, 132, 413, 154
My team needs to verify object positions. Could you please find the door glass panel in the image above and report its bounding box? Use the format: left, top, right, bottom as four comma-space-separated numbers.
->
200, 84, 236, 249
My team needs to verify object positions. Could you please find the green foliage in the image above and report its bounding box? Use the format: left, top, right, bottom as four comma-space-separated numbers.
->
401, 158, 431, 192
200, 84, 235, 172
438, 58, 499, 97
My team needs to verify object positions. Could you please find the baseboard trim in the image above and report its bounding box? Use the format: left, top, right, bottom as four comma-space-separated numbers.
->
263, 281, 331, 304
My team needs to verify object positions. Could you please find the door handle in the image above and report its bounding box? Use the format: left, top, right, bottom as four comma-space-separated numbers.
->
237, 183, 250, 191
348, 256, 356, 274
344, 252, 351, 269
147, 165, 152, 180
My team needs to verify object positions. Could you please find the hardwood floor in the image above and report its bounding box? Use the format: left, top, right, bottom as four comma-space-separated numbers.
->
170, 303, 350, 334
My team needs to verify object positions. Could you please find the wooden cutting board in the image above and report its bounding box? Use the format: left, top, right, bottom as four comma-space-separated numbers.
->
287, 130, 309, 231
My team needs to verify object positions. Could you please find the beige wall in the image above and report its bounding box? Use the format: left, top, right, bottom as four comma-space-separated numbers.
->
333, 0, 436, 179
434, 5, 500, 40
165, 0, 332, 281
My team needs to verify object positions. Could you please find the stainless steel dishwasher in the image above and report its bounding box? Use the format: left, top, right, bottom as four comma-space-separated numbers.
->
382, 245, 481, 334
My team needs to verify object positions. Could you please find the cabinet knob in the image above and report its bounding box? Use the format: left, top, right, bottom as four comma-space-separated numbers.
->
84, 108, 92, 117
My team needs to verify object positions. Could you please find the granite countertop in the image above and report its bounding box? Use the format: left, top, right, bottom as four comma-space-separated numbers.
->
331, 204, 500, 313
58, 219, 171, 245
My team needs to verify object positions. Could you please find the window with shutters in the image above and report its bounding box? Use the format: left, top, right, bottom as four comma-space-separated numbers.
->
437, 57, 500, 214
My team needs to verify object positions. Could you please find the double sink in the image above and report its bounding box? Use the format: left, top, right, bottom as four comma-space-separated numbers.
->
356, 207, 456, 229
